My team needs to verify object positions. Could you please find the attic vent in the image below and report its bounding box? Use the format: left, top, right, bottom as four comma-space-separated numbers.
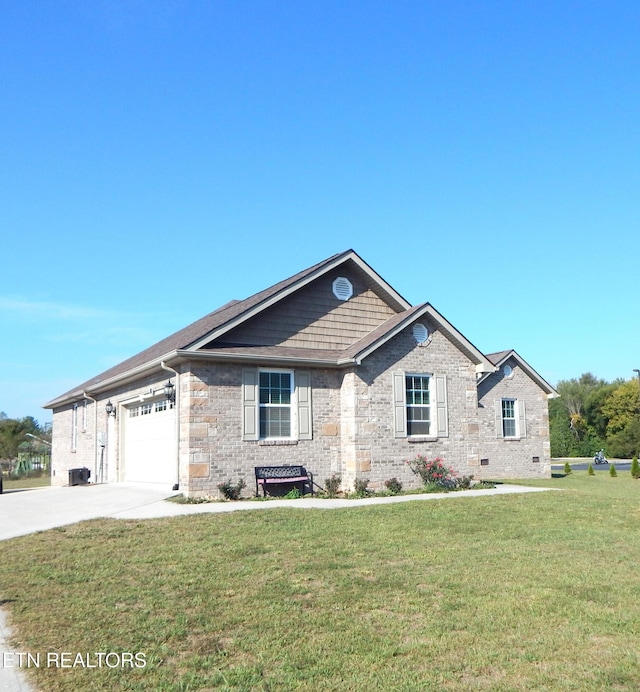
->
332, 277, 353, 301
412, 323, 429, 344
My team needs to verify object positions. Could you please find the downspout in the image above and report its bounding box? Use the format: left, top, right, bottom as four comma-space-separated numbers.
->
161, 361, 180, 490
83, 392, 98, 483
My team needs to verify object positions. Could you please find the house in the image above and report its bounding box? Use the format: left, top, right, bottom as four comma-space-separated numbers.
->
45, 250, 558, 495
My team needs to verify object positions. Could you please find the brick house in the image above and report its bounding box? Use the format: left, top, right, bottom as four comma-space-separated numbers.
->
45, 250, 557, 496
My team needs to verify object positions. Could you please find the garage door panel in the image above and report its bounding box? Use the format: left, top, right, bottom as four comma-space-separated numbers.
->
123, 401, 175, 484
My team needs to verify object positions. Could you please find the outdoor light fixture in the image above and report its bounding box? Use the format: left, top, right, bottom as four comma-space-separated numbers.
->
164, 380, 176, 403
105, 400, 115, 417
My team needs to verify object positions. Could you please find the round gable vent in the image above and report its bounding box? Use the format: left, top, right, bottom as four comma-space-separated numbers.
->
332, 276, 353, 301
412, 323, 429, 344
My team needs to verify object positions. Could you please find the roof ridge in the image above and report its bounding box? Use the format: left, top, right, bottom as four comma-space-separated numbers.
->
45, 250, 358, 406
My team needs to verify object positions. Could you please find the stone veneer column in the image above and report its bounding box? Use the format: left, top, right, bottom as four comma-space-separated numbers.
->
340, 370, 358, 492
465, 366, 481, 471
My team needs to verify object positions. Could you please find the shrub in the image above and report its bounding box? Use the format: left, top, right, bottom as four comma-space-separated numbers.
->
406, 455, 457, 489
384, 477, 403, 495
564, 461, 572, 475
324, 474, 342, 498
217, 478, 246, 500
474, 480, 497, 489
631, 456, 640, 479
353, 478, 371, 498
456, 475, 474, 490
609, 464, 617, 477
588, 463, 595, 476
283, 487, 302, 499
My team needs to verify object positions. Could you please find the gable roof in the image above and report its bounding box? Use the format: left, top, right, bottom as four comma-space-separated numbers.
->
45, 250, 409, 407
44, 250, 506, 409
482, 350, 559, 398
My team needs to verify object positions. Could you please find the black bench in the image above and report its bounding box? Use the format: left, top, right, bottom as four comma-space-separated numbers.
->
254, 465, 313, 497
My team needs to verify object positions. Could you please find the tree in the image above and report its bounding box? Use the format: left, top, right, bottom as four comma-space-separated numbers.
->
548, 374, 640, 458
0, 416, 43, 466
602, 380, 640, 434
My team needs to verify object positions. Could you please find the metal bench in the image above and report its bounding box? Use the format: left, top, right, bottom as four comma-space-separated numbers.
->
254, 465, 313, 497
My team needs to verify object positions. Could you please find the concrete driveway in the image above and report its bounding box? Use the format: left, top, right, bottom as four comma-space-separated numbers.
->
0, 483, 174, 541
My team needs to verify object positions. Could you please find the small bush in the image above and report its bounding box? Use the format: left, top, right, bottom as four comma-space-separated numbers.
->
631, 456, 640, 479
456, 475, 474, 490
588, 463, 595, 476
168, 494, 212, 504
283, 487, 302, 499
353, 478, 370, 498
324, 474, 341, 498
474, 480, 497, 490
384, 477, 403, 495
609, 464, 617, 477
217, 479, 246, 500
564, 462, 572, 475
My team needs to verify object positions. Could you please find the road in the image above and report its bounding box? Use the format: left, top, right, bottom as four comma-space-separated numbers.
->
552, 458, 632, 472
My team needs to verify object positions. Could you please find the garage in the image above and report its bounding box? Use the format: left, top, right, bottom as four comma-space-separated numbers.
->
122, 398, 176, 485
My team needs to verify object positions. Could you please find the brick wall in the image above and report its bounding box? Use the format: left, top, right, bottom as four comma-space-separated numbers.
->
344, 320, 481, 491
181, 362, 344, 498
476, 359, 551, 478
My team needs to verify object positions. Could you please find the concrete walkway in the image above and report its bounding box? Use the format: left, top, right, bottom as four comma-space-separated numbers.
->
112, 482, 553, 519
0, 481, 553, 691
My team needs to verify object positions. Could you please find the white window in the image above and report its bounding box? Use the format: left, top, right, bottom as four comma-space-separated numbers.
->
71, 404, 78, 451
496, 398, 526, 439
242, 368, 312, 442
502, 399, 517, 437
259, 371, 293, 438
129, 406, 139, 418
155, 400, 167, 413
393, 372, 448, 439
140, 403, 152, 416
406, 375, 431, 436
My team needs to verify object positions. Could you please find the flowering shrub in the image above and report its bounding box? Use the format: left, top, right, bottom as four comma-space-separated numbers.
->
406, 455, 458, 489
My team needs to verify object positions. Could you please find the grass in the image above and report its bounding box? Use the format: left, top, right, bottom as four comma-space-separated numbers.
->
2, 474, 51, 490
1, 472, 640, 690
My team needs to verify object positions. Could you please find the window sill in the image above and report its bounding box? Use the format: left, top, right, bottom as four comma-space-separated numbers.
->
259, 439, 299, 446
502, 437, 522, 441
407, 436, 438, 443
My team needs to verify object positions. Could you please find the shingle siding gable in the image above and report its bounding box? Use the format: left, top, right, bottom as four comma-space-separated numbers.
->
217, 268, 398, 351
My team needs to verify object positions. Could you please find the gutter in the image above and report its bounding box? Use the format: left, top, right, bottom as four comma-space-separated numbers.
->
82, 391, 98, 483
161, 361, 180, 491
44, 351, 182, 409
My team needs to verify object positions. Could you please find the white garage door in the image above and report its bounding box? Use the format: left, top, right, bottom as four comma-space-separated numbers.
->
123, 399, 176, 484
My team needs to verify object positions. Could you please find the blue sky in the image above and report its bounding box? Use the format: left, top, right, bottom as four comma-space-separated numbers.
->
2, 1, 639, 422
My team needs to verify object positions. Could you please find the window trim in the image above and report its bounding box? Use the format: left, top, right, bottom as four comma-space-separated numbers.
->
393, 372, 448, 439
405, 373, 432, 437
258, 368, 296, 441
502, 398, 518, 438
71, 404, 78, 452
496, 397, 527, 439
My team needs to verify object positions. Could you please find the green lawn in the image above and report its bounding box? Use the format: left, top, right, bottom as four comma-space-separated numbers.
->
1, 472, 639, 691
2, 474, 51, 490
